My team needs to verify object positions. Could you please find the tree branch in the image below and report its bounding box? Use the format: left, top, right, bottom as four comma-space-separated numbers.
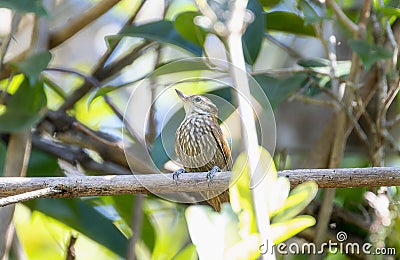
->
0, 187, 62, 207
326, 0, 358, 35
49, 0, 122, 48
1, 167, 400, 207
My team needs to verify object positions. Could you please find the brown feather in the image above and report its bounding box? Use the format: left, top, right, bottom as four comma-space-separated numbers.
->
174, 92, 232, 211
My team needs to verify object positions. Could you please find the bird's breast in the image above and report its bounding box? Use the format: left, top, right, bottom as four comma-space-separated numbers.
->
175, 115, 223, 171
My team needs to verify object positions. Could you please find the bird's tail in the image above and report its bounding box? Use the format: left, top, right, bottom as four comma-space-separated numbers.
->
202, 190, 230, 212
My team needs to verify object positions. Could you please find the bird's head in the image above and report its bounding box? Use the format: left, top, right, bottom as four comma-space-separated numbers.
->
175, 89, 218, 117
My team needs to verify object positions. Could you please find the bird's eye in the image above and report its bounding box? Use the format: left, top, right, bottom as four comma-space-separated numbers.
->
194, 97, 202, 103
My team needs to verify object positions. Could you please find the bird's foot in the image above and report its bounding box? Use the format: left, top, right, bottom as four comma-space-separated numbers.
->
173, 168, 186, 184
206, 166, 221, 187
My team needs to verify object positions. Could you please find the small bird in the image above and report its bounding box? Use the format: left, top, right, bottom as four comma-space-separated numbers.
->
173, 89, 231, 211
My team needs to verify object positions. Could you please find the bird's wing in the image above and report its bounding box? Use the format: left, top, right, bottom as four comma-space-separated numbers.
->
210, 119, 232, 171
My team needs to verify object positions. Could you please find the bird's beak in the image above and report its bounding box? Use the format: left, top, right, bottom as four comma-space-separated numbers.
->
175, 89, 188, 102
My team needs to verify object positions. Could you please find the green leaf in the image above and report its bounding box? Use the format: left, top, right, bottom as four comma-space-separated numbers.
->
297, 59, 350, 96
99, 195, 155, 252
298, 58, 351, 76
379, 7, 400, 17
27, 149, 59, 177
24, 198, 128, 257
254, 73, 308, 109
174, 244, 198, 260
270, 215, 316, 244
141, 209, 156, 253
152, 59, 213, 77
298, 0, 324, 24
106, 21, 202, 55
0, 77, 47, 133
10, 51, 52, 85
348, 40, 393, 70
265, 11, 316, 37
146, 200, 189, 259
0, 0, 48, 15
230, 152, 258, 234
0, 141, 6, 177
230, 147, 279, 236
243, 0, 265, 65
87, 85, 118, 108
84, 196, 132, 237
335, 187, 368, 209
272, 181, 318, 222
297, 58, 330, 67
91, 195, 155, 252
259, 0, 280, 8
174, 11, 207, 46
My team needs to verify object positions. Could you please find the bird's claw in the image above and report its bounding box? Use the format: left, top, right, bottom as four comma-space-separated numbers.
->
206, 166, 221, 187
173, 168, 186, 184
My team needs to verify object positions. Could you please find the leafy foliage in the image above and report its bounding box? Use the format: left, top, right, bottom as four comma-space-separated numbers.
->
254, 73, 309, 109
106, 20, 202, 55
174, 11, 207, 46
243, 0, 265, 65
185, 147, 317, 258
10, 51, 52, 85
1, 0, 399, 258
348, 40, 393, 70
24, 198, 128, 258
0, 76, 47, 133
265, 11, 316, 37
0, 0, 48, 16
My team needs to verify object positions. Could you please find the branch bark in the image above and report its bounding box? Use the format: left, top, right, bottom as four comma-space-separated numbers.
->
49, 0, 121, 48
1, 167, 400, 206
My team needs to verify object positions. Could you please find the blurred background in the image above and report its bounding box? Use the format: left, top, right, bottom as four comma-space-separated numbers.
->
0, 0, 399, 259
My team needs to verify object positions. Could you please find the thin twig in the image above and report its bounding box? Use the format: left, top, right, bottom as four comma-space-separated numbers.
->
385, 21, 398, 70
293, 95, 336, 108
59, 41, 156, 111
101, 41, 156, 77
251, 67, 334, 78
311, 5, 348, 253
379, 74, 400, 122
326, 0, 358, 35
104, 96, 123, 121
65, 234, 77, 260
49, 0, 122, 48
0, 188, 62, 208
386, 114, 400, 130
264, 33, 302, 59
0, 13, 21, 71
0, 73, 14, 104
58, 0, 148, 111
381, 130, 400, 155
42, 76, 68, 99
313, 188, 336, 249
38, 109, 154, 173
127, 195, 144, 260
344, 106, 370, 151
145, 44, 162, 147
44, 67, 101, 88
31, 134, 133, 176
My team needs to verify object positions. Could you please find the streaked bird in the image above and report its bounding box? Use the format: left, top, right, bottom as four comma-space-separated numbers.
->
173, 89, 231, 211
